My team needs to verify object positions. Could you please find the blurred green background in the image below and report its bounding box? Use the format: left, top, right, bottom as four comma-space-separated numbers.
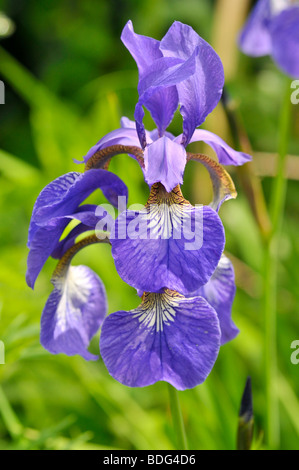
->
0, 0, 298, 450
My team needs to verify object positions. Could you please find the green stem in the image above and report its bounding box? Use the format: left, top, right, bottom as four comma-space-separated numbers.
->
264, 77, 292, 449
167, 384, 188, 450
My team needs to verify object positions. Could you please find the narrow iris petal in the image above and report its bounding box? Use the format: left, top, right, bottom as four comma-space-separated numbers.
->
160, 21, 224, 146
269, 6, 299, 78
188, 129, 252, 166
121, 20, 178, 142
27, 170, 123, 288
143, 136, 187, 192
238, 0, 272, 56
121, 20, 162, 76
135, 52, 196, 138
41, 265, 107, 360
26, 206, 108, 289
194, 255, 239, 345
83, 128, 143, 164
111, 184, 225, 294
100, 290, 221, 390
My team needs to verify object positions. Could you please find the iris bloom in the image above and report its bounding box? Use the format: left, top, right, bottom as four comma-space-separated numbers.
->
239, 0, 299, 78
28, 21, 248, 389
81, 21, 248, 389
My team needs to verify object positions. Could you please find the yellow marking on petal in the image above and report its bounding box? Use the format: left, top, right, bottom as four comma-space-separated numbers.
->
134, 290, 183, 332
146, 182, 190, 207
187, 152, 237, 210
84, 144, 144, 171
144, 183, 196, 239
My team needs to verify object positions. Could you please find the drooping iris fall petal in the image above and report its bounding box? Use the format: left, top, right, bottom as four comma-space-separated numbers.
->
27, 170, 125, 288
41, 265, 107, 360
111, 184, 225, 294
100, 290, 221, 390
193, 255, 239, 345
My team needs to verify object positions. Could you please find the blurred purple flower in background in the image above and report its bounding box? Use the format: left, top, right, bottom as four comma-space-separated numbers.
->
239, 0, 299, 78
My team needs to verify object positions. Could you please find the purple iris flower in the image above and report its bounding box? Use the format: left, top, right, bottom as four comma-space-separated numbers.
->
80, 21, 246, 389
27, 169, 128, 359
85, 21, 251, 193
28, 20, 244, 389
83, 21, 250, 297
192, 254, 239, 345
239, 0, 299, 78
100, 254, 238, 390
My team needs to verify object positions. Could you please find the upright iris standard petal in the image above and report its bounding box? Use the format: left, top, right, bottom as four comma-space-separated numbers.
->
135, 53, 197, 138
121, 20, 162, 76
270, 6, 299, 78
100, 290, 221, 390
194, 255, 239, 345
111, 184, 225, 295
41, 265, 107, 360
160, 21, 224, 146
238, 0, 272, 56
143, 136, 187, 192
122, 21, 224, 146
51, 205, 114, 259
121, 21, 180, 140
188, 129, 252, 166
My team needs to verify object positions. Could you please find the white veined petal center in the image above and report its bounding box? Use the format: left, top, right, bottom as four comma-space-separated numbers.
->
55, 266, 90, 336
133, 291, 182, 332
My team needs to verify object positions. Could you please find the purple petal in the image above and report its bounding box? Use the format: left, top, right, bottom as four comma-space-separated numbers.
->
26, 168, 126, 288
26, 219, 68, 289
120, 116, 137, 129
100, 290, 220, 389
83, 128, 142, 164
148, 127, 175, 142
27, 204, 112, 288
189, 129, 252, 166
160, 21, 224, 146
65, 204, 104, 226
140, 87, 179, 138
51, 205, 114, 259
31, 170, 127, 225
111, 188, 225, 294
143, 136, 187, 192
270, 6, 299, 78
121, 20, 162, 77
135, 52, 196, 138
238, 0, 272, 57
41, 265, 107, 360
51, 223, 93, 260
194, 255, 239, 345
